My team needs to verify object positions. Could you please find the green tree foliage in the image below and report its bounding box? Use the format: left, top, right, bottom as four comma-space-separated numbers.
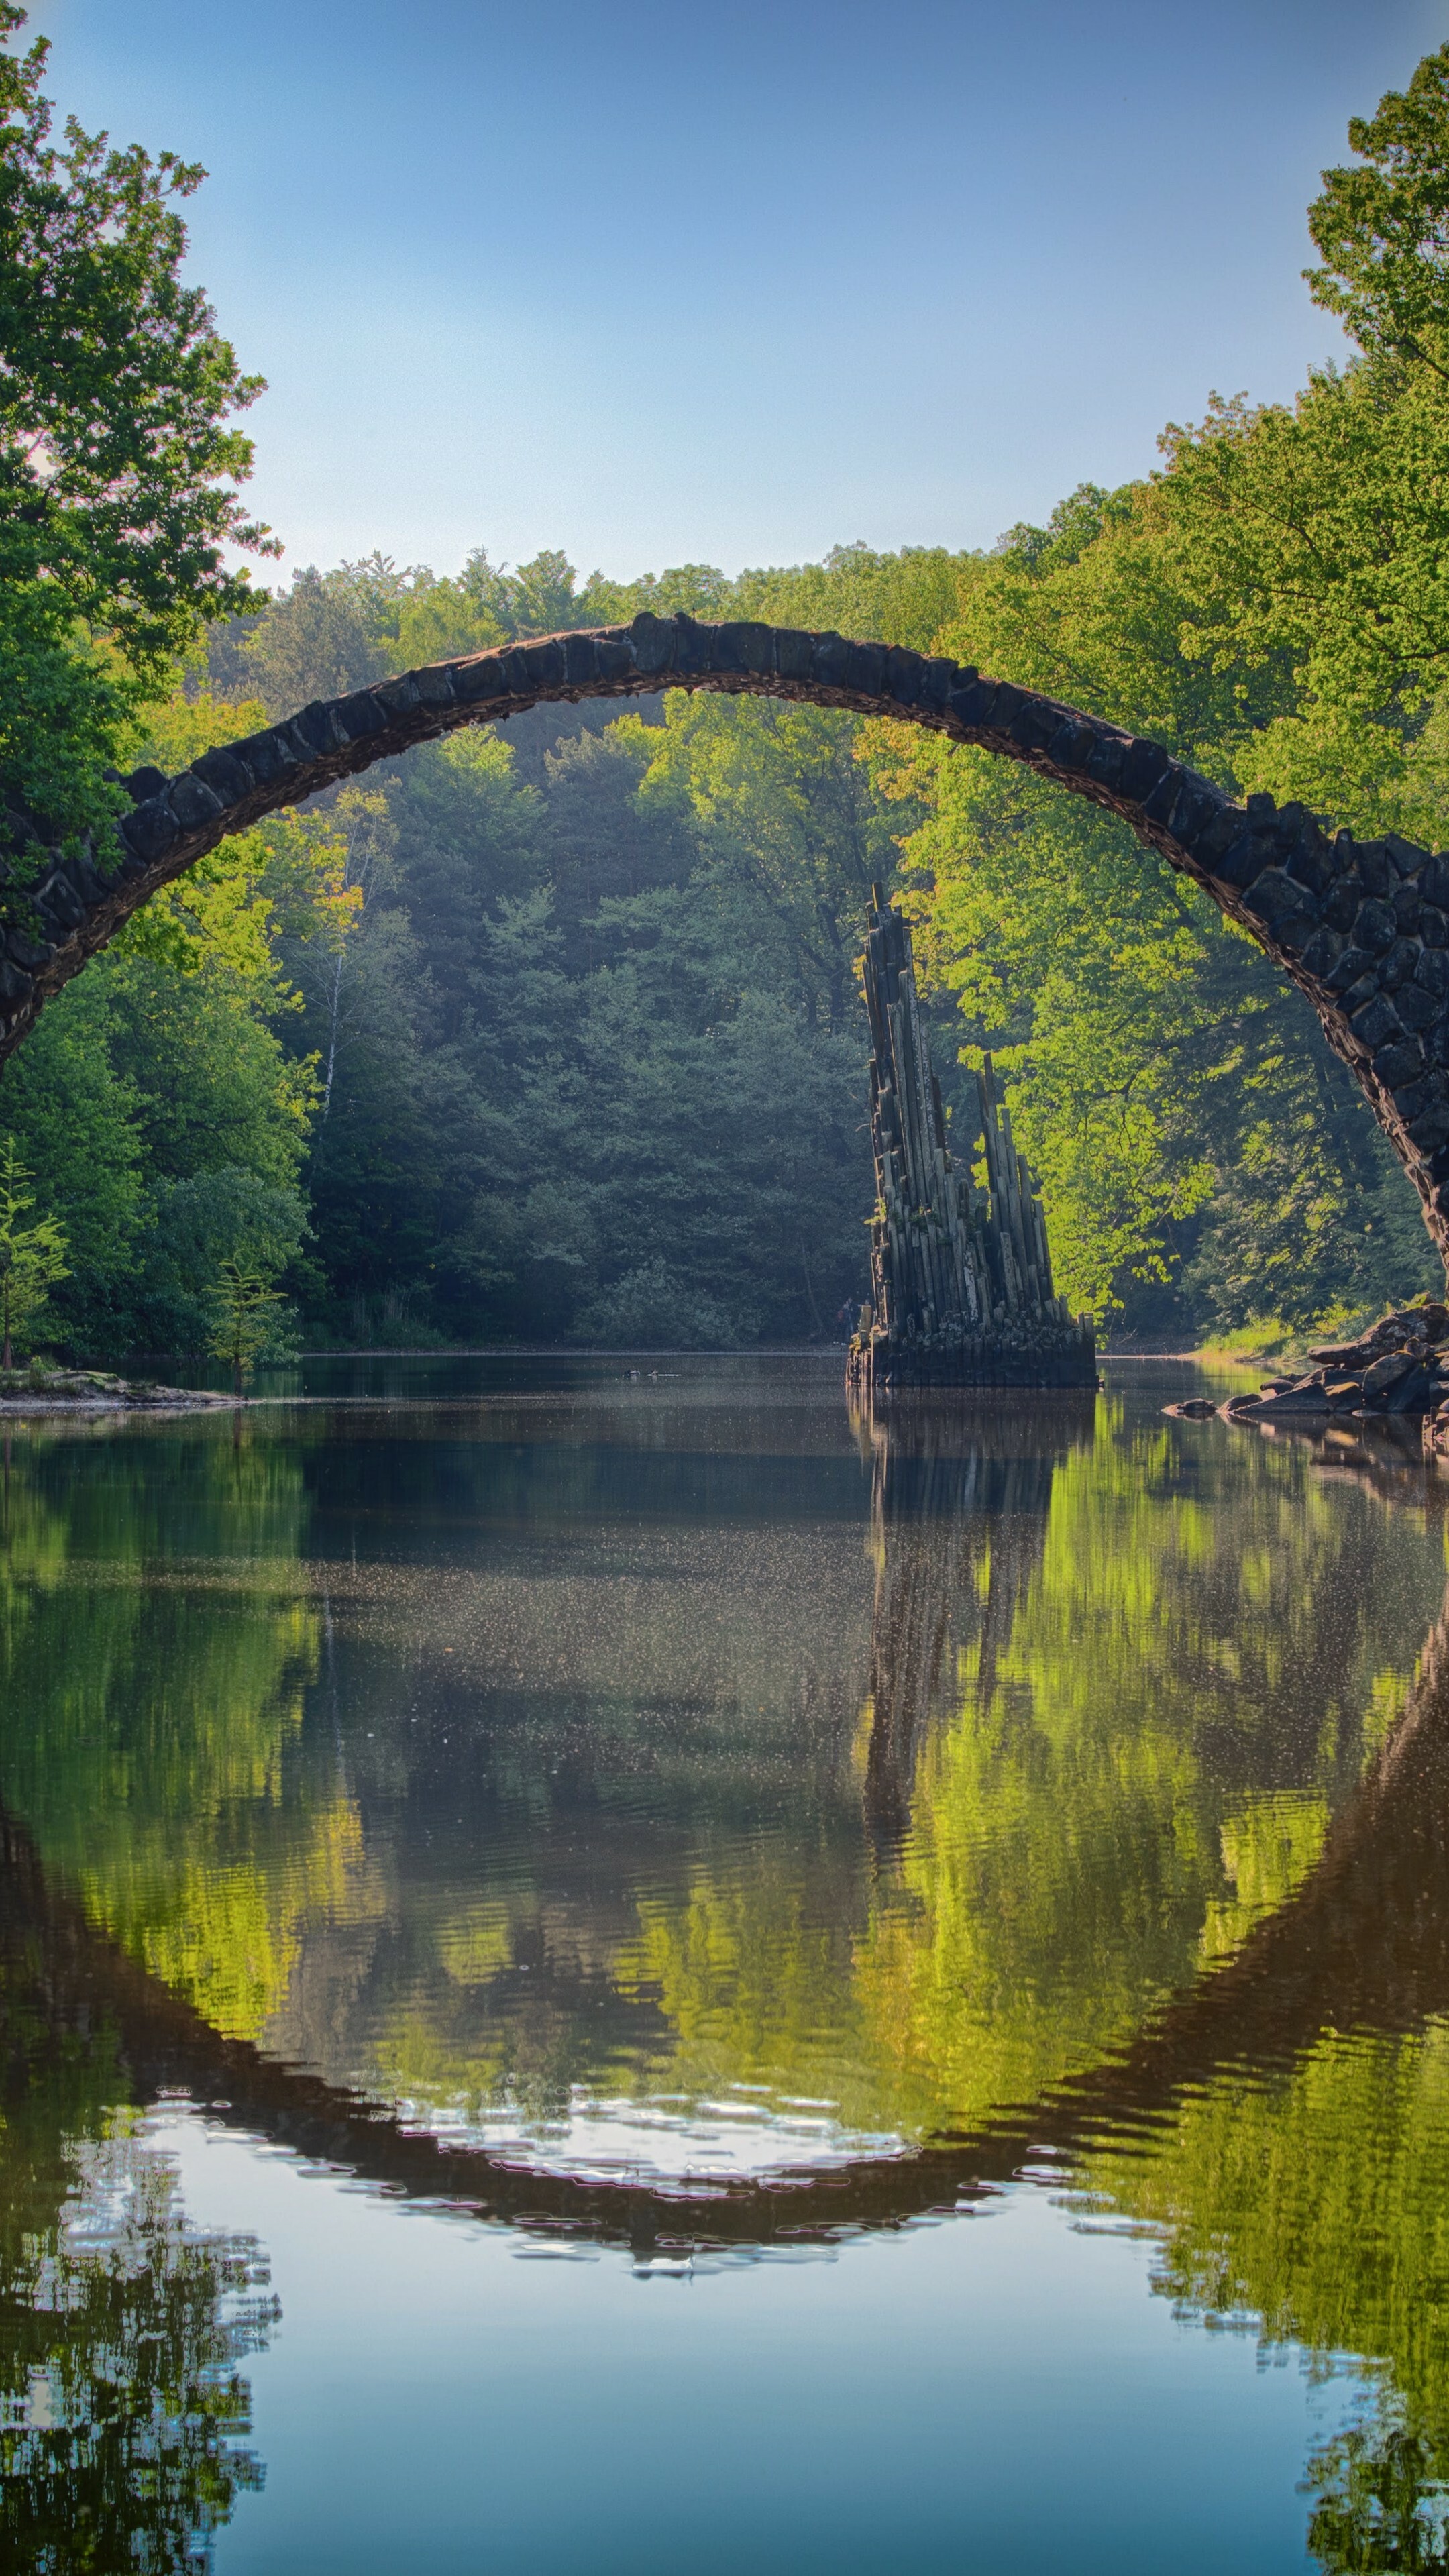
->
1306, 44, 1449, 376
0, 1136, 66, 1364
207, 1258, 284, 1393
0, 5, 272, 846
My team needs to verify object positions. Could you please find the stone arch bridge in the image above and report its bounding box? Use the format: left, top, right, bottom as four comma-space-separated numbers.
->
3, 612, 1449, 1265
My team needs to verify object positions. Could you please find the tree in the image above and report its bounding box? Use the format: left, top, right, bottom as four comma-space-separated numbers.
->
0, 1136, 67, 1366
0, 3, 273, 848
207, 1258, 282, 1394
1307, 42, 1449, 376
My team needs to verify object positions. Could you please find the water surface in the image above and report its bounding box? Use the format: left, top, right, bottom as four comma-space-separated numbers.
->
2, 1356, 1447, 2571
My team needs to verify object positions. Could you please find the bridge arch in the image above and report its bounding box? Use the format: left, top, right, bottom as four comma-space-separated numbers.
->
4, 610, 1449, 1268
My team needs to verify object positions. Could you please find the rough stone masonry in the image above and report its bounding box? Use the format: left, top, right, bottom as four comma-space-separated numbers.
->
5, 614, 1449, 1275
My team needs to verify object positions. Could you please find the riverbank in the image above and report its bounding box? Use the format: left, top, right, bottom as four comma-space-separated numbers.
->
0, 1368, 233, 1413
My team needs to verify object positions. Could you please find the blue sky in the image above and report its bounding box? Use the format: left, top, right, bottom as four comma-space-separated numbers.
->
25, 0, 1449, 584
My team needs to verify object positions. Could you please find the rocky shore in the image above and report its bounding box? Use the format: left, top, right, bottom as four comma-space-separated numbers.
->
0, 1368, 231, 1413
1162, 1305, 1449, 1460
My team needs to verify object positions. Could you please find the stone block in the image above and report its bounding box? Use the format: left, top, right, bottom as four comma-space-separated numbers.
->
1285, 830, 1336, 895
1419, 947, 1449, 996
1215, 829, 1271, 891
562, 633, 601, 687
1009, 699, 1059, 755
626, 616, 674, 678
67, 853, 105, 903
1083, 733, 1130, 793
1381, 936, 1421, 988
946, 675, 999, 727
373, 675, 421, 718
733, 623, 779, 676
843, 640, 888, 698
1047, 717, 1094, 770
491, 648, 531, 698
595, 637, 635, 684
449, 655, 505, 706
1323, 880, 1361, 932
290, 701, 343, 756
1140, 768, 1186, 827
168, 773, 225, 831
334, 688, 390, 735
1409, 1102, 1449, 1152
1375, 1037, 1426, 1086
191, 746, 254, 802
1165, 777, 1222, 845
0, 959, 32, 1008
1120, 739, 1171, 800
810, 631, 854, 692
519, 639, 567, 691
413, 661, 458, 706
1387, 1364, 1436, 1413
118, 795, 178, 863
1352, 991, 1403, 1050
1246, 868, 1316, 935
1296, 926, 1345, 981
1357, 843, 1396, 898
1424, 855, 1449, 911
1385, 830, 1429, 877
35, 871, 84, 930
985, 683, 1026, 733
774, 628, 814, 684
1395, 883, 1424, 933
1193, 806, 1246, 866
1325, 943, 1373, 991
1353, 898, 1397, 954
882, 646, 922, 705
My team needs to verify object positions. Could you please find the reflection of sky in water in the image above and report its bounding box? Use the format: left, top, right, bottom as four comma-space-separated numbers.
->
395, 2082, 909, 2184
158, 2103, 1369, 2576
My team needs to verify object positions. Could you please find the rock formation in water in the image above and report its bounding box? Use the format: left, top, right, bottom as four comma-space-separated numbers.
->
1162, 1301, 1449, 1440
847, 894, 1097, 1393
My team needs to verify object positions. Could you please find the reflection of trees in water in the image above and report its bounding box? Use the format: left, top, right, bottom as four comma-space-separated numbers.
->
10, 1407, 1449, 2564
0, 1838, 276, 2574
853, 1402, 1449, 2565
1307, 2412, 1449, 2573
1069, 1556, 1449, 2573
0, 1420, 368, 2044
0, 2129, 274, 2574
855, 1394, 1093, 1848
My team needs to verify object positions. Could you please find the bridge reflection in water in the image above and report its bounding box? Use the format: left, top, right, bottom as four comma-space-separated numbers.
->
2, 1373, 1449, 2566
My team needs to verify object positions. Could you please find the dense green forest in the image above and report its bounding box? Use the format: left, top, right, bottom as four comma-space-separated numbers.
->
6, 13, 1449, 1353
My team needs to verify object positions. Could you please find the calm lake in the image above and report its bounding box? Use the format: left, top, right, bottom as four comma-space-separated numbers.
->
2, 1354, 1447, 2573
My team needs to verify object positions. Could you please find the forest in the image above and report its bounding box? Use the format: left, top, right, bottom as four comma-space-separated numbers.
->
7, 19, 1449, 1355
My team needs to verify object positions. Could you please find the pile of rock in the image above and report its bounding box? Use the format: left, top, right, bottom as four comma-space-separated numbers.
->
1165, 1306, 1449, 1427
